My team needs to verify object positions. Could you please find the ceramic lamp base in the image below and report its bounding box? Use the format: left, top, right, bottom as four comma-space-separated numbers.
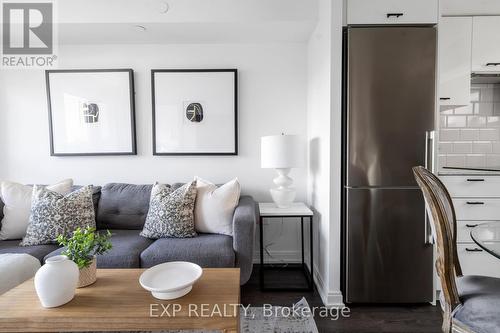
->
270, 188, 296, 208
270, 168, 296, 208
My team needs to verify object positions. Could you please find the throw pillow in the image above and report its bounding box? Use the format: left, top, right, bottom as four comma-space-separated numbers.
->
20, 185, 95, 246
140, 181, 197, 239
194, 177, 241, 236
0, 179, 74, 240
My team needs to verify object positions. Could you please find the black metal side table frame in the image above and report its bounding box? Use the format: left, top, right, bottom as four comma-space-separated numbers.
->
259, 215, 314, 291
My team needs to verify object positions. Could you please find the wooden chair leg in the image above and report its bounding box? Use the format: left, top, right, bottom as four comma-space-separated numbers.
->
442, 310, 452, 333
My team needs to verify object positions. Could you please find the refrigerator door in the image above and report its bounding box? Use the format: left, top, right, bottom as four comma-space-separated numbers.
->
346, 188, 434, 303
347, 27, 436, 187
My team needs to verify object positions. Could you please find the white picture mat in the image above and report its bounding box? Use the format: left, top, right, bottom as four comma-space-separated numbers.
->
48, 71, 133, 154
154, 71, 236, 153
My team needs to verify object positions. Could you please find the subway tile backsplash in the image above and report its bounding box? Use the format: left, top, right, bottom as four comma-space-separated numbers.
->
439, 84, 500, 171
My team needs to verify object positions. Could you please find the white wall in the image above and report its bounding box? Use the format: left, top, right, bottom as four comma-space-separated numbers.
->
0, 43, 309, 260
441, 0, 500, 16
307, 0, 344, 307
0, 43, 307, 198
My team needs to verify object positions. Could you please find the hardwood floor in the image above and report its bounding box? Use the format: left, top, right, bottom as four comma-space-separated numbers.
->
241, 265, 443, 333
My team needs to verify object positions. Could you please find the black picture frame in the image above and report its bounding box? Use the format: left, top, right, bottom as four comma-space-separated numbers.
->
151, 69, 238, 156
46, 69, 137, 156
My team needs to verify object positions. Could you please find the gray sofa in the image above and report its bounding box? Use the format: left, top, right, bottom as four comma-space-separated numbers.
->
0, 183, 258, 285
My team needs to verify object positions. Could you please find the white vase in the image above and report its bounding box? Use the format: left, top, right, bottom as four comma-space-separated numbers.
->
34, 255, 79, 308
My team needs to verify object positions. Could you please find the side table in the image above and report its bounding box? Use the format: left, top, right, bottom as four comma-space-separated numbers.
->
258, 202, 314, 291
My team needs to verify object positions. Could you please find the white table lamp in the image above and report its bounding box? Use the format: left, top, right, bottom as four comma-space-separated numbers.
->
261, 134, 304, 208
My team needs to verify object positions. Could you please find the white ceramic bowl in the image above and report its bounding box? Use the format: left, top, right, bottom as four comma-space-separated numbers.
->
139, 262, 203, 300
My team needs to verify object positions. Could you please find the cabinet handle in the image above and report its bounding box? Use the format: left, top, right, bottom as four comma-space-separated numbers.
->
486, 63, 500, 66
466, 201, 485, 205
467, 178, 485, 182
465, 248, 483, 252
440, 97, 451, 101
466, 224, 479, 228
387, 13, 404, 18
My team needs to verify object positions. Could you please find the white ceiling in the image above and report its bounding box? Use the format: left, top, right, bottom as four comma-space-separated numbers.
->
55, 0, 318, 44
441, 0, 500, 16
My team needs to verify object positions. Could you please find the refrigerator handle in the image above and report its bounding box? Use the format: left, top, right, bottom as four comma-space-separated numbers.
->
424, 131, 435, 245
424, 131, 435, 172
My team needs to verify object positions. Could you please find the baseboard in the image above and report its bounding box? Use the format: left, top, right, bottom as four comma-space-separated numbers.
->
313, 265, 345, 308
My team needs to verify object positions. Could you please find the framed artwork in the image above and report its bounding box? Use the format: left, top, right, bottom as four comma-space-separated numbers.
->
46, 69, 136, 156
152, 69, 238, 155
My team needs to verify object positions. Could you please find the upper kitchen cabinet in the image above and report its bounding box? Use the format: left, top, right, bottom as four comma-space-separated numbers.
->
472, 17, 500, 72
347, 0, 438, 25
439, 17, 472, 106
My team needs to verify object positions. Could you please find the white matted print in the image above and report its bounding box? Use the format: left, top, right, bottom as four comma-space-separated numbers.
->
46, 69, 136, 156
152, 69, 237, 155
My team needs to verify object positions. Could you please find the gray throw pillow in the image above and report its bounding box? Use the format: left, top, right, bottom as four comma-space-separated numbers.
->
140, 181, 197, 239
20, 185, 96, 246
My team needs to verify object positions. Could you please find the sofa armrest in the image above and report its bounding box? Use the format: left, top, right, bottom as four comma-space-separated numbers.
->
233, 195, 258, 285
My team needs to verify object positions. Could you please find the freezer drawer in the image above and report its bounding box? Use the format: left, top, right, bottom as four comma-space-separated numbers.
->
346, 188, 434, 303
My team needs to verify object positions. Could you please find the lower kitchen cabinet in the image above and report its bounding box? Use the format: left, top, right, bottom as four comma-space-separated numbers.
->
440, 175, 500, 278
457, 244, 500, 278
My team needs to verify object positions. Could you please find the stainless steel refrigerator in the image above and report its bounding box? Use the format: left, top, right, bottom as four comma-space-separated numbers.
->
342, 27, 436, 303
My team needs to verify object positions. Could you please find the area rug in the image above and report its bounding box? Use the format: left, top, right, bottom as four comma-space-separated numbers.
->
70, 298, 318, 333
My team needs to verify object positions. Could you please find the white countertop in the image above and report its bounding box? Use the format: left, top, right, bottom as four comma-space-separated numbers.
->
259, 202, 313, 217
438, 166, 500, 176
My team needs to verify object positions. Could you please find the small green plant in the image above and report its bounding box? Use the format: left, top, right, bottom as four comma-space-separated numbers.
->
57, 227, 112, 269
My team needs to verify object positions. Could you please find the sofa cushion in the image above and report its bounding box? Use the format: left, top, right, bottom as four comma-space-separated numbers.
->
454, 275, 500, 333
97, 184, 152, 230
140, 233, 235, 269
140, 182, 198, 239
44, 229, 154, 268
194, 177, 240, 236
0, 240, 59, 263
21, 186, 95, 246
0, 186, 100, 234
0, 179, 74, 240
71, 185, 101, 215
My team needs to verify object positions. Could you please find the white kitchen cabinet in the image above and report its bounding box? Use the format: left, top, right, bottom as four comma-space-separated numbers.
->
457, 244, 500, 278
472, 17, 500, 73
439, 175, 500, 278
456, 220, 495, 243
454, 198, 500, 221
438, 17, 472, 106
347, 0, 438, 25
441, 175, 500, 198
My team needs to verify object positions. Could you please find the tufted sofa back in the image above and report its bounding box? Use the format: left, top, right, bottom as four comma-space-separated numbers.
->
96, 183, 152, 230
95, 183, 185, 230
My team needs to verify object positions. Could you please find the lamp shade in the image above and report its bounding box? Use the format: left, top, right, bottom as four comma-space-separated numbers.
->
261, 134, 304, 169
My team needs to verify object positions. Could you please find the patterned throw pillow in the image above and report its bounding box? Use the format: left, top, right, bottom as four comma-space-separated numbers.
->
140, 181, 197, 239
20, 185, 96, 246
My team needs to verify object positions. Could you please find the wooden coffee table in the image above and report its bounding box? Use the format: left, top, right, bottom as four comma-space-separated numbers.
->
0, 268, 240, 332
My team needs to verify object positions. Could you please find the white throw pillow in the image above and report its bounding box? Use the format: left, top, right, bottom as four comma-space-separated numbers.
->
0, 179, 73, 240
194, 177, 241, 236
